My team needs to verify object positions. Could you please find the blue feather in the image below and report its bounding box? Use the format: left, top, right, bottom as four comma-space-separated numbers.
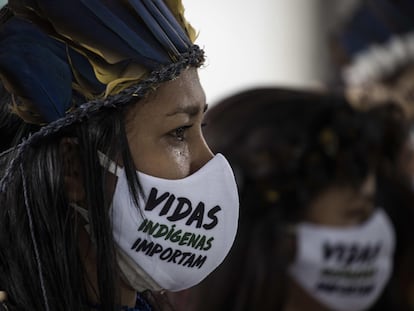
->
0, 17, 104, 122
77, 0, 170, 66
0, 43, 72, 122
341, 0, 414, 57
128, 0, 181, 56
9, 0, 169, 68
8, 0, 41, 12
371, 0, 414, 34
90, 0, 168, 59
151, 0, 192, 49
9, 0, 193, 66
0, 18, 73, 122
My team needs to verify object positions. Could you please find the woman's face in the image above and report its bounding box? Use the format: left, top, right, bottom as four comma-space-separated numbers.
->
305, 174, 376, 227
125, 68, 213, 179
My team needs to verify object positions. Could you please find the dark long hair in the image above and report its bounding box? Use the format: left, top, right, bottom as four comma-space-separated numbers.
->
0, 84, 35, 153
0, 102, 143, 310
189, 88, 387, 311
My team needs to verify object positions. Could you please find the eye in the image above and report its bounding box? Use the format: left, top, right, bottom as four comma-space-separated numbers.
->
170, 125, 192, 141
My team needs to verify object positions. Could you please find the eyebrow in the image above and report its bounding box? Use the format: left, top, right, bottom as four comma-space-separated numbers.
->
166, 103, 209, 117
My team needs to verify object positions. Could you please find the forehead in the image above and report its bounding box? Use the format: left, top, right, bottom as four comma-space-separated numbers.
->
126, 68, 205, 121
305, 174, 376, 227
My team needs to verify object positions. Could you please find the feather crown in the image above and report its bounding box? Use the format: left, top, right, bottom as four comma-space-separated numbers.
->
0, 0, 204, 124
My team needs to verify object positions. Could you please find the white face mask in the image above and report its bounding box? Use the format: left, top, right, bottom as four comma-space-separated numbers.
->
96, 152, 239, 292
288, 209, 395, 311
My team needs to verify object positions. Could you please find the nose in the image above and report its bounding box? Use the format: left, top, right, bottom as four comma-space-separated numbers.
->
190, 135, 214, 174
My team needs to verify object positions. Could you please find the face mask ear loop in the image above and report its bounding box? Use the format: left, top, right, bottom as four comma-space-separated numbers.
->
70, 203, 89, 222
20, 162, 50, 311
97, 150, 122, 177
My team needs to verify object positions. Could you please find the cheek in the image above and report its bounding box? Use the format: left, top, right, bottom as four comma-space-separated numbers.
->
125, 114, 193, 179
131, 141, 191, 179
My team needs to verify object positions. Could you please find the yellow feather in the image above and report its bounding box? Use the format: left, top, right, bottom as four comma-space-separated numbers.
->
7, 0, 201, 125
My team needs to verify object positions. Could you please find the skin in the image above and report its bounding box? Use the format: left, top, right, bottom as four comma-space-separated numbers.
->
284, 174, 376, 311
125, 68, 213, 179
65, 67, 213, 308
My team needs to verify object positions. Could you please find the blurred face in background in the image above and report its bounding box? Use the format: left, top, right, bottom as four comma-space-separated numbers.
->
306, 173, 376, 226
286, 172, 396, 311
346, 65, 414, 187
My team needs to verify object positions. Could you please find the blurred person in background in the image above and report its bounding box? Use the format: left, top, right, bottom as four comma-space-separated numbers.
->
329, 0, 414, 182
175, 88, 411, 311
330, 1, 414, 307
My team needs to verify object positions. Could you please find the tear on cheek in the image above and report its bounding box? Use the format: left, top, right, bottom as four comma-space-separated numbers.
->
151, 149, 189, 179
174, 153, 192, 178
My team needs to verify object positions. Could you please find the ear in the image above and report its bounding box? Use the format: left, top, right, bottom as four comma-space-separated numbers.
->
60, 137, 85, 203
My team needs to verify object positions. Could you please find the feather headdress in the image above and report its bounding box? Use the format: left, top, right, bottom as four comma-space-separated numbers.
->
0, 0, 204, 189
0, 0, 203, 124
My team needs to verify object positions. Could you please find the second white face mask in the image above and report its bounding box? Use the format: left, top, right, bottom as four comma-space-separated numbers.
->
289, 209, 395, 311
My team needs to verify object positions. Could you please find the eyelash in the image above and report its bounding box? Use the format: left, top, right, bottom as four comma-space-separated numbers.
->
169, 122, 208, 142
171, 125, 192, 141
